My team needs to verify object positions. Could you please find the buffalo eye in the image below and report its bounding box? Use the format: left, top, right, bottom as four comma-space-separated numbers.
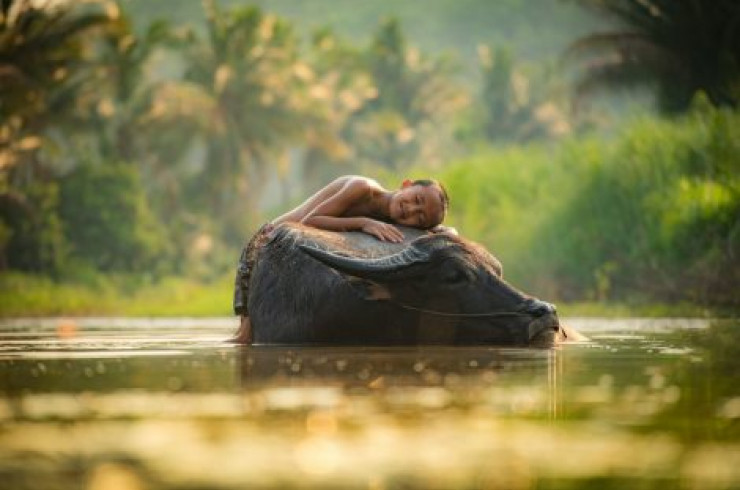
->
442, 266, 467, 285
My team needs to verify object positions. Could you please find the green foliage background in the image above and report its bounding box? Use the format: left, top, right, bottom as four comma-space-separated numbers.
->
1, 0, 738, 316
440, 102, 739, 308
59, 163, 172, 274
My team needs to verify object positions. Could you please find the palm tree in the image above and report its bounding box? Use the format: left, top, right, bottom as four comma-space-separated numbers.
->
566, 0, 740, 113
348, 18, 467, 170
299, 27, 377, 186
477, 45, 570, 142
0, 0, 112, 182
80, 5, 177, 163
182, 2, 316, 235
0, 0, 112, 270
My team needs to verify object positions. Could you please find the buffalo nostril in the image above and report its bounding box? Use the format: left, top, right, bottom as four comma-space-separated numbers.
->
521, 299, 555, 317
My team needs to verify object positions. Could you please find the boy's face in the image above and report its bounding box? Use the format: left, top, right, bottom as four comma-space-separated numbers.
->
389, 183, 446, 229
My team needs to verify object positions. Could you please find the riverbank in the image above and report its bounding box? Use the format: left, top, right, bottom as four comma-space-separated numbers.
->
0, 272, 722, 319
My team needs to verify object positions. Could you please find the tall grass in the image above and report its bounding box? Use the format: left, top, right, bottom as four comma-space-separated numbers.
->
440, 102, 740, 308
0, 272, 234, 317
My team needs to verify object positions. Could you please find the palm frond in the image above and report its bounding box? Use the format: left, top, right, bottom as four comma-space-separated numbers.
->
565, 31, 649, 59
23, 13, 110, 53
1, 0, 13, 23
570, 0, 740, 111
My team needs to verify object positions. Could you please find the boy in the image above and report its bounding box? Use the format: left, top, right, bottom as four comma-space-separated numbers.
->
231, 175, 450, 343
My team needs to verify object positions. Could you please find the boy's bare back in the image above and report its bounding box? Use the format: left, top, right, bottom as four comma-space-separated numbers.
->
273, 176, 405, 242
273, 176, 381, 225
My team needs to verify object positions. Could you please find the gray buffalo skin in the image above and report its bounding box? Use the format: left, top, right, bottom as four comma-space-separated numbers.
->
248, 222, 569, 346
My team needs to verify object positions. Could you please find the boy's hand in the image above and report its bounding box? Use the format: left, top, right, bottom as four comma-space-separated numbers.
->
361, 218, 405, 243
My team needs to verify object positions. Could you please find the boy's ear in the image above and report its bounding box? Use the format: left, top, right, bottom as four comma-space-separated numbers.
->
401, 179, 413, 188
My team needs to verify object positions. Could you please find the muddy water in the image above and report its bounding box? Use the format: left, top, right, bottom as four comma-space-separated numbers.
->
0, 317, 738, 489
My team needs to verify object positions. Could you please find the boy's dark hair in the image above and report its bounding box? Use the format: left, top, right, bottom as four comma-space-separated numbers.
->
411, 179, 450, 212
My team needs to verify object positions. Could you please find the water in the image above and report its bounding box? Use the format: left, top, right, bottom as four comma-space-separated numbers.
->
0, 317, 739, 489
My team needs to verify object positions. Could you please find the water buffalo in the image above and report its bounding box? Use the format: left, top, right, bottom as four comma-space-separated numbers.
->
246, 222, 571, 346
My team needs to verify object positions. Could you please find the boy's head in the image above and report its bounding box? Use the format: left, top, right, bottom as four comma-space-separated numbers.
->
388, 178, 449, 229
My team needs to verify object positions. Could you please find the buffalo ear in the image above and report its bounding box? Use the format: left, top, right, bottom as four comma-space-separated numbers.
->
347, 277, 392, 301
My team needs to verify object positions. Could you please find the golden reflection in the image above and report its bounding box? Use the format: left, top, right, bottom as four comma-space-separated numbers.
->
294, 435, 343, 476
306, 410, 338, 436
1, 320, 740, 488
87, 463, 144, 490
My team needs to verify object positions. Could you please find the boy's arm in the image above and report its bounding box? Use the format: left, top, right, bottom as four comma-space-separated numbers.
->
300, 178, 366, 227
304, 215, 404, 243
301, 180, 404, 242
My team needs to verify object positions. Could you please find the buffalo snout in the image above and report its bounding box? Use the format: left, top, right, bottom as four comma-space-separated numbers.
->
518, 299, 560, 345
527, 312, 561, 346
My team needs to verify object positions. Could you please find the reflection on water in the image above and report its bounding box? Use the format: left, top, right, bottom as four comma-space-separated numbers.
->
0, 317, 739, 489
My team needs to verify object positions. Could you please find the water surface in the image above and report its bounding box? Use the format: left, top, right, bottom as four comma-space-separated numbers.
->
1, 317, 738, 489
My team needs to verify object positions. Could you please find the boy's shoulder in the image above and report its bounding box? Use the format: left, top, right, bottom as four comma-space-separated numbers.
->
340, 175, 381, 185
335, 175, 384, 192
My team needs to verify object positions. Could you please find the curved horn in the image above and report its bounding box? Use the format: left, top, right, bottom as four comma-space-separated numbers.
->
299, 243, 431, 277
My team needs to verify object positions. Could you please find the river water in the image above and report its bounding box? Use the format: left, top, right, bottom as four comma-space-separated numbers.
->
0, 317, 738, 489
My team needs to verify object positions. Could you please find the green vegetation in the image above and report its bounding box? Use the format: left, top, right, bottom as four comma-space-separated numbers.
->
441, 101, 739, 309
0, 272, 233, 317
1, 0, 738, 317
59, 163, 172, 273
4, 102, 735, 317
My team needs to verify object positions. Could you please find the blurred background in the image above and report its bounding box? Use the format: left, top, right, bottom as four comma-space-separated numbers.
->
1, 0, 738, 317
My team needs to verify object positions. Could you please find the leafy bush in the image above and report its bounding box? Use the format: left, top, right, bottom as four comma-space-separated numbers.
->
59, 163, 172, 275
0, 182, 67, 273
440, 103, 740, 308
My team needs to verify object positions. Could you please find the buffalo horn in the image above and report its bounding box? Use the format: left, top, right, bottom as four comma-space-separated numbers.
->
299, 243, 431, 276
